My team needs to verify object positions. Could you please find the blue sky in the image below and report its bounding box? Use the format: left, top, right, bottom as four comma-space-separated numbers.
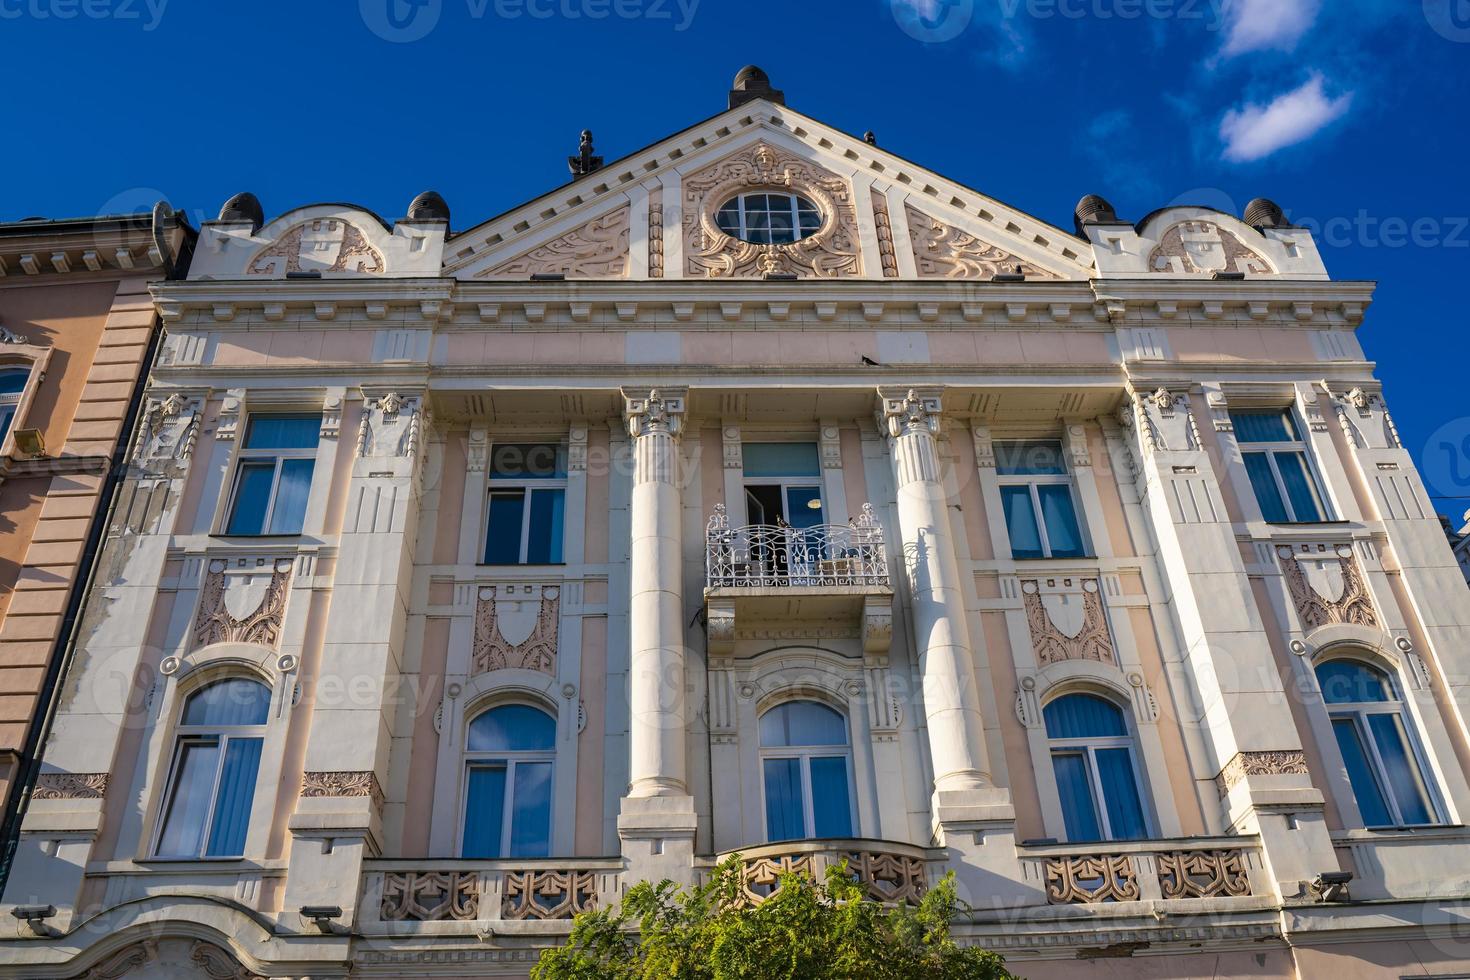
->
2, 0, 1467, 516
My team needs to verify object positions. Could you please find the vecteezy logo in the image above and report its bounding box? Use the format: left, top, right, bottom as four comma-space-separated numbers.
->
890, 0, 974, 43
360, 0, 441, 43
1423, 417, 1470, 502
1425, 0, 1470, 42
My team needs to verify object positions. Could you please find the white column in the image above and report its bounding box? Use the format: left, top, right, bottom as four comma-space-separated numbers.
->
878, 388, 990, 793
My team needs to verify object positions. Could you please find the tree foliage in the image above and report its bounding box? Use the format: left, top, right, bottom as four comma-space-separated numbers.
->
532, 857, 1018, 980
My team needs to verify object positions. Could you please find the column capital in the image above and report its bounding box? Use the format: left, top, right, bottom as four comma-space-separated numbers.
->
623, 386, 687, 440
877, 386, 943, 440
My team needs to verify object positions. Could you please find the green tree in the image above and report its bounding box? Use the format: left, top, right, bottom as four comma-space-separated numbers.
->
532, 857, 1018, 980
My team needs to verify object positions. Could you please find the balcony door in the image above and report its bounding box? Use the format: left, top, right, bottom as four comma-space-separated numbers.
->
743, 444, 824, 580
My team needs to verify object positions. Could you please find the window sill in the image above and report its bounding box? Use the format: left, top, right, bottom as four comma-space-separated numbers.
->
209, 533, 308, 542
1263, 520, 1350, 528
1009, 555, 1099, 563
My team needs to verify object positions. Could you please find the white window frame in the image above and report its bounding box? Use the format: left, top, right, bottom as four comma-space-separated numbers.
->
757, 705, 857, 842
716, 192, 821, 246
483, 442, 568, 566
1322, 664, 1443, 828
151, 684, 270, 860
1232, 409, 1331, 523
995, 440, 1086, 559
459, 708, 557, 859
221, 414, 320, 536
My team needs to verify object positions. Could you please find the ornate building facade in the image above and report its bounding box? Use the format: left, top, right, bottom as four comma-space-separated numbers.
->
3, 70, 1469, 977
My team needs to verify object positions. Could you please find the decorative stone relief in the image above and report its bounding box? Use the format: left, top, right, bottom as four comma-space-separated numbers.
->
870, 190, 898, 278
33, 772, 107, 800
248, 219, 384, 276
0, 323, 30, 345
191, 941, 268, 980
1132, 387, 1196, 452
1021, 578, 1115, 668
300, 771, 384, 810
193, 559, 293, 650
1332, 386, 1403, 450
482, 206, 630, 279
648, 191, 665, 278
502, 870, 598, 920
1045, 854, 1139, 904
906, 205, 1056, 280
820, 425, 842, 469
214, 394, 243, 442
472, 584, 560, 675
1156, 850, 1253, 899
1277, 544, 1378, 631
568, 425, 589, 473
133, 392, 202, 471
683, 142, 861, 278
706, 597, 736, 656
64, 939, 266, 980
625, 388, 686, 440
1215, 749, 1310, 795
722, 426, 742, 469
1148, 220, 1272, 276
381, 871, 479, 922
357, 390, 425, 459
971, 425, 996, 469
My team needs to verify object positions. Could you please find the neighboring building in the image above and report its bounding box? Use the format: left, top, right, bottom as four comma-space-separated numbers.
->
5, 70, 1470, 978
0, 208, 193, 837
1441, 513, 1470, 583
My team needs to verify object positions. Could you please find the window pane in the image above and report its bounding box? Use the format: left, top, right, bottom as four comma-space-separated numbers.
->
267, 458, 315, 534
743, 443, 821, 478
1052, 752, 1103, 843
157, 739, 221, 857
205, 737, 262, 857
784, 486, 824, 530
1096, 748, 1148, 840
1273, 452, 1325, 522
0, 370, 28, 395
509, 762, 553, 858
1242, 452, 1290, 523
244, 415, 320, 450
462, 765, 507, 858
1001, 486, 1043, 560
1231, 410, 1295, 443
226, 462, 277, 535
809, 756, 854, 838
183, 678, 271, 727
468, 704, 557, 752
1044, 695, 1128, 739
763, 758, 805, 842
485, 490, 526, 564
996, 440, 1067, 475
1333, 717, 1394, 827
1316, 661, 1392, 704
0, 404, 14, 444
1367, 713, 1435, 825
490, 443, 566, 479
525, 489, 565, 564
760, 701, 848, 747
1038, 485, 1085, 558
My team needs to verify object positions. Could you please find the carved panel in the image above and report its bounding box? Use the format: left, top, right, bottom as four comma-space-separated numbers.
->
1277, 545, 1378, 631
358, 390, 425, 459
300, 771, 384, 810
683, 142, 861, 278
843, 850, 927, 904
1215, 749, 1310, 796
736, 854, 815, 905
1044, 854, 1139, 904
381, 871, 479, 922
472, 584, 560, 675
481, 206, 630, 279
193, 559, 293, 650
906, 205, 1056, 280
133, 392, 203, 473
248, 219, 384, 275
870, 190, 898, 278
1148, 220, 1271, 276
1022, 578, 1114, 667
33, 772, 108, 800
190, 941, 268, 980
648, 190, 665, 278
502, 870, 598, 920
1156, 850, 1253, 899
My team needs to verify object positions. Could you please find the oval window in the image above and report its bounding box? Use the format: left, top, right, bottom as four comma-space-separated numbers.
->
715, 192, 821, 245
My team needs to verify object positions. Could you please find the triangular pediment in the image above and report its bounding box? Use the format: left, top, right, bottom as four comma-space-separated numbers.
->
445, 100, 1093, 282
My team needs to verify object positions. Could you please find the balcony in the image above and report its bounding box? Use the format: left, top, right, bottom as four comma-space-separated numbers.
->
1018, 836, 1272, 909
704, 504, 894, 655
712, 839, 936, 906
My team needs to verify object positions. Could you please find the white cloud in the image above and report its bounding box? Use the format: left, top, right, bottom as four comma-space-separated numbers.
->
1219, 74, 1353, 163
1220, 0, 1321, 56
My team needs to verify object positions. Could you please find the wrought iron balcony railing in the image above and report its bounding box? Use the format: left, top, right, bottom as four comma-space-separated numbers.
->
705, 503, 890, 590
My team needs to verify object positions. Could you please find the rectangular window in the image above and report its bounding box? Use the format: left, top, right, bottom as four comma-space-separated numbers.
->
0, 367, 30, 448
996, 440, 1086, 559
224, 415, 320, 536
155, 735, 263, 858
1231, 409, 1328, 523
484, 443, 566, 565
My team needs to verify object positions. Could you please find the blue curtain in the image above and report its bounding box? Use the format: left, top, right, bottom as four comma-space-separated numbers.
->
1038, 485, 1085, 557
184, 679, 271, 727
1001, 486, 1043, 560
484, 490, 527, 564
268, 458, 316, 534
1368, 714, 1434, 825
1231, 410, 1295, 443
1273, 452, 1324, 522
1044, 695, 1128, 739
1242, 452, 1290, 523
226, 461, 276, 535
1051, 752, 1102, 842
157, 739, 221, 856
1096, 748, 1148, 840
509, 762, 554, 857
763, 758, 805, 842
526, 489, 565, 564
463, 765, 508, 858
206, 738, 262, 857
760, 701, 847, 748
467, 705, 556, 752
244, 415, 321, 450
809, 757, 853, 838
1333, 718, 1394, 827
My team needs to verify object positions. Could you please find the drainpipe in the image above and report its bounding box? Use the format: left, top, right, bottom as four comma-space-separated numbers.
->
0, 204, 187, 896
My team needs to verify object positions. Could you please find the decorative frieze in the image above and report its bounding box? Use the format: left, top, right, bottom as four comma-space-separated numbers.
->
1147, 220, 1271, 276
1044, 854, 1139, 904
1215, 749, 1311, 796
502, 870, 598, 921
133, 391, 203, 473
193, 559, 294, 651
1156, 850, 1253, 899
1021, 578, 1115, 668
482, 206, 630, 279
648, 191, 665, 278
32, 772, 108, 800
906, 205, 1055, 280
248, 219, 384, 276
1277, 544, 1378, 631
300, 771, 384, 811
870, 190, 898, 278
381, 871, 479, 922
472, 584, 560, 676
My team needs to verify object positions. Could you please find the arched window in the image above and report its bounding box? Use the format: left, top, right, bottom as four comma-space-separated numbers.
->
155, 677, 271, 858
1044, 694, 1149, 842
759, 700, 854, 842
0, 367, 29, 445
462, 704, 556, 858
1317, 659, 1439, 827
